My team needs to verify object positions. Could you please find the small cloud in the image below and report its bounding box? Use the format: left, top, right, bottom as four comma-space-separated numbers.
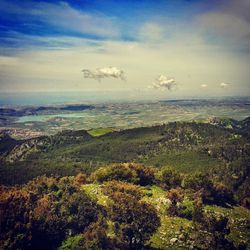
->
150, 75, 177, 90
201, 84, 208, 88
220, 82, 229, 88
82, 66, 126, 81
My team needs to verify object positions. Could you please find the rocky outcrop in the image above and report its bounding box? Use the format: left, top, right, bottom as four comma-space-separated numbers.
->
4, 129, 92, 163
207, 116, 250, 132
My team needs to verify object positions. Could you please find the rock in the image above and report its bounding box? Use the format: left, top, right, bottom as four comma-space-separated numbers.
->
170, 238, 178, 244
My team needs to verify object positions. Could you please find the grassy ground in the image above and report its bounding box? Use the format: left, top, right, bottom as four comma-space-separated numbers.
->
87, 128, 115, 137
142, 186, 192, 249
82, 183, 109, 207
143, 151, 223, 173
149, 216, 192, 250
82, 183, 250, 249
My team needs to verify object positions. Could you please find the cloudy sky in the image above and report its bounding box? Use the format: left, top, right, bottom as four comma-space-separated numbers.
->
0, 0, 249, 99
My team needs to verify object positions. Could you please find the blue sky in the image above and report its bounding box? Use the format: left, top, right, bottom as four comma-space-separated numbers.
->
0, 0, 249, 98
0, 0, 204, 44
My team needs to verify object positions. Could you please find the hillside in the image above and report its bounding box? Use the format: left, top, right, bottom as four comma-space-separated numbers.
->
0, 119, 249, 249
0, 120, 249, 187
1, 163, 249, 250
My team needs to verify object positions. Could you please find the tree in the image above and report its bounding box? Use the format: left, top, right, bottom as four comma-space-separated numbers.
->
0, 176, 105, 250
59, 218, 116, 250
108, 192, 160, 249
32, 186, 103, 249
0, 188, 33, 250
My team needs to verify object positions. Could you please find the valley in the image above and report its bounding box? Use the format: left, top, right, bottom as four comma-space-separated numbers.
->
1, 98, 249, 139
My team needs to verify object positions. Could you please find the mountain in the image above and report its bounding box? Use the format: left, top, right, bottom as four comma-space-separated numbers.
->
207, 116, 250, 134
0, 104, 94, 117
0, 133, 21, 155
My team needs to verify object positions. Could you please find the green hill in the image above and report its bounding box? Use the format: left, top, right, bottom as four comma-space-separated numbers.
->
0, 121, 249, 186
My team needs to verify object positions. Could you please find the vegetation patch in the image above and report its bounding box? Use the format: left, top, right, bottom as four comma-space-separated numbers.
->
143, 151, 223, 172
87, 127, 115, 137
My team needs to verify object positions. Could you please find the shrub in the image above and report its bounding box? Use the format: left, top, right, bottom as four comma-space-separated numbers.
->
241, 197, 250, 209
166, 188, 184, 216
192, 193, 204, 225
190, 193, 236, 249
0, 176, 105, 250
178, 198, 194, 220
183, 172, 213, 203
156, 166, 182, 190
74, 173, 87, 186
126, 163, 156, 186
58, 235, 82, 250
108, 192, 160, 249
90, 164, 138, 184
0, 188, 33, 250
212, 182, 235, 206
59, 218, 117, 250
191, 211, 236, 249
90, 163, 157, 186
184, 173, 235, 206
102, 180, 142, 200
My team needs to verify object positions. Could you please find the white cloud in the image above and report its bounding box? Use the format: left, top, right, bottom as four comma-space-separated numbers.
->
150, 75, 177, 90
36, 2, 119, 38
0, 37, 248, 97
201, 84, 207, 88
82, 66, 126, 81
220, 82, 229, 88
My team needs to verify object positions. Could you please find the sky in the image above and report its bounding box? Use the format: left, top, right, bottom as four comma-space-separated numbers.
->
0, 0, 249, 99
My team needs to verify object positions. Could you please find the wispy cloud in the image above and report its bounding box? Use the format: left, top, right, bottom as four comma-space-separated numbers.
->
139, 22, 165, 43
0, 31, 103, 56
0, 0, 119, 39
195, 0, 250, 49
82, 66, 126, 81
